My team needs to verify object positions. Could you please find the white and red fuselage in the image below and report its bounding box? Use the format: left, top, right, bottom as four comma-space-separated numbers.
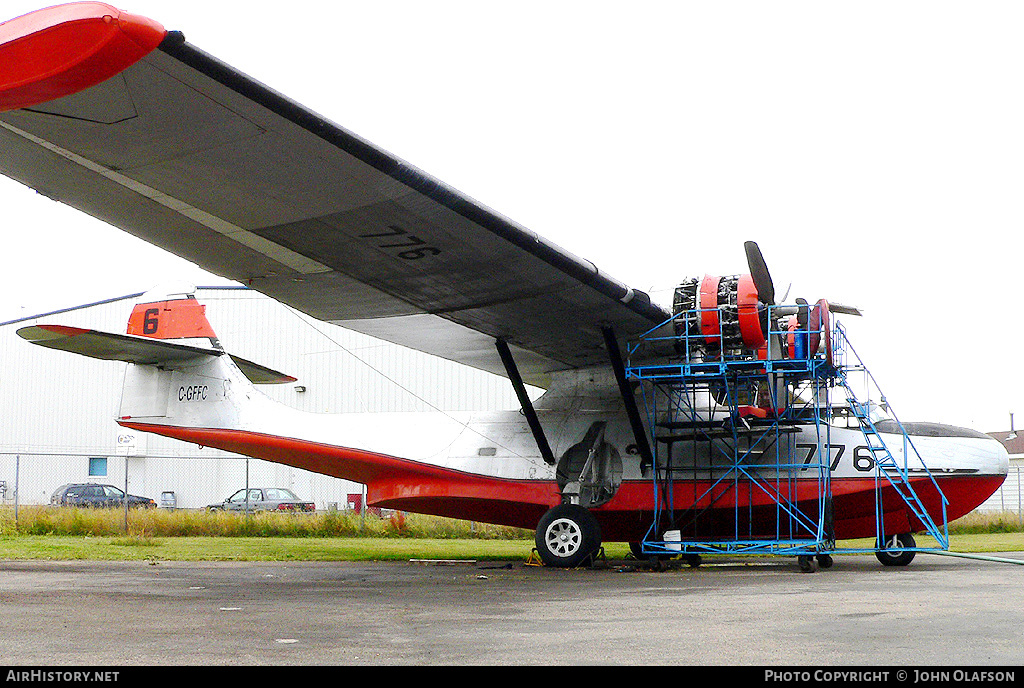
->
109, 294, 1008, 545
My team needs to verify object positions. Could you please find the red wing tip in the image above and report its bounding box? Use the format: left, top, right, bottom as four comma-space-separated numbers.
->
253, 372, 298, 385
0, 2, 167, 112
21, 324, 91, 338
0, 3, 166, 47
37, 323, 88, 332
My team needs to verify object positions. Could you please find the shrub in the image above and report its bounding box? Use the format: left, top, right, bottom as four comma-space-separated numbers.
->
948, 510, 1024, 535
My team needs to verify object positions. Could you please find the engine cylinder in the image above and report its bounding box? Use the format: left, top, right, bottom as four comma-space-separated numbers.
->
673, 274, 769, 354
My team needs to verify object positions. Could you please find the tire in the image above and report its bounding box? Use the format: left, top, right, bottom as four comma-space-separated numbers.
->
875, 532, 916, 567
535, 504, 602, 568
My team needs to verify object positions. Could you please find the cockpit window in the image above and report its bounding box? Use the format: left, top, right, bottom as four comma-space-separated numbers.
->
865, 402, 891, 424
828, 400, 891, 428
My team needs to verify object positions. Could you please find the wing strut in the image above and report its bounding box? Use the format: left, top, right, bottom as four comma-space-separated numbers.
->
601, 326, 655, 473
495, 338, 556, 466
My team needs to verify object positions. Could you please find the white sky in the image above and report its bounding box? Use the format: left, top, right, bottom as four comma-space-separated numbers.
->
2, 1, 1023, 431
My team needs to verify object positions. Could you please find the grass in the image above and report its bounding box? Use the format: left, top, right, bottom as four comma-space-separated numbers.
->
0, 506, 1021, 562
0, 535, 543, 562
0, 505, 530, 539
946, 509, 1024, 534
0, 506, 540, 562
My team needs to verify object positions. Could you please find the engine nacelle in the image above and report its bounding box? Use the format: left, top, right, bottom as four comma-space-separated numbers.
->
673, 274, 769, 353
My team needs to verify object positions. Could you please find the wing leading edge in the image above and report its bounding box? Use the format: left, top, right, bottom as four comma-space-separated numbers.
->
0, 4, 670, 387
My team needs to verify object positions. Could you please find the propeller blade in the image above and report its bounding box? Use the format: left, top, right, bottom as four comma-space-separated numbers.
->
778, 282, 792, 304
744, 241, 775, 305
828, 303, 862, 316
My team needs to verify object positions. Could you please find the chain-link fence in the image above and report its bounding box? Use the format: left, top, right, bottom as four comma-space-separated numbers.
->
5, 451, 1020, 531
980, 464, 1024, 524
0, 452, 361, 513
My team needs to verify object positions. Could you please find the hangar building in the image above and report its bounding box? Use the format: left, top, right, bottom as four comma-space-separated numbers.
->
982, 430, 1024, 517
0, 286, 523, 510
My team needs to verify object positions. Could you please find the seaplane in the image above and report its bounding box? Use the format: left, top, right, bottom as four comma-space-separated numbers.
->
0, 3, 1009, 569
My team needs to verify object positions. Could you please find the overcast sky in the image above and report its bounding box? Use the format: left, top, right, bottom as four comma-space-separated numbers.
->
2, 1, 1023, 431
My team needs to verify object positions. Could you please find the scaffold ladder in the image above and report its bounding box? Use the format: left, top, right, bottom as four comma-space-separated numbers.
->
833, 323, 949, 550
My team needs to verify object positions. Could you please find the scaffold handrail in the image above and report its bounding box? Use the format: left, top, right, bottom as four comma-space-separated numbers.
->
832, 322, 949, 549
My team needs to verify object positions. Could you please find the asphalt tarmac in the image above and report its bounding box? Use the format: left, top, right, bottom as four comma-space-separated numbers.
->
1, 552, 1022, 667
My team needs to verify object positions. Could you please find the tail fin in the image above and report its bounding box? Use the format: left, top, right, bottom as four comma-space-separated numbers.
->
126, 284, 221, 349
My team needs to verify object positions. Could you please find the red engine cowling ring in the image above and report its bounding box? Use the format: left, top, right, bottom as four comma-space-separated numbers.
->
699, 275, 721, 346
808, 299, 833, 366
786, 316, 798, 359
736, 273, 766, 349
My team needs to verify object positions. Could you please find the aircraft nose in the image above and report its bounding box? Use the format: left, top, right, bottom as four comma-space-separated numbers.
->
880, 420, 1009, 476
975, 434, 1010, 478
888, 420, 1009, 522
876, 419, 1003, 473
992, 438, 1011, 475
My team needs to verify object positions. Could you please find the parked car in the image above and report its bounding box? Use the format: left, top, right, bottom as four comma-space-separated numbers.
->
50, 483, 156, 509
207, 488, 315, 513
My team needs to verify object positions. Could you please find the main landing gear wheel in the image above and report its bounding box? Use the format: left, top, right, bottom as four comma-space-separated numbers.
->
535, 504, 602, 568
875, 532, 916, 567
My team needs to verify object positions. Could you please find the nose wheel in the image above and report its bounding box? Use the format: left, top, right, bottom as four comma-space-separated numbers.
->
535, 504, 602, 568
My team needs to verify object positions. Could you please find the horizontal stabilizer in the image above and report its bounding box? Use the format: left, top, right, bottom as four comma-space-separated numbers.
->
17, 325, 296, 384
233, 358, 298, 385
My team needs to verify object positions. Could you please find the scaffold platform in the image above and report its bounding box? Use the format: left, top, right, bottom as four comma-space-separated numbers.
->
624, 301, 949, 567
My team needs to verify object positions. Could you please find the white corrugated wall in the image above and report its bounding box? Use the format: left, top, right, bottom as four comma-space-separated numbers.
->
980, 463, 1024, 519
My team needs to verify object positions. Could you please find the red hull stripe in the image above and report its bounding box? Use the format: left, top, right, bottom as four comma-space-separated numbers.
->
120, 421, 1005, 541
118, 420, 561, 508
0, 3, 166, 112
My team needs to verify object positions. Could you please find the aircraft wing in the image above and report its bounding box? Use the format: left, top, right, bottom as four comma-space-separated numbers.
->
0, 5, 670, 387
